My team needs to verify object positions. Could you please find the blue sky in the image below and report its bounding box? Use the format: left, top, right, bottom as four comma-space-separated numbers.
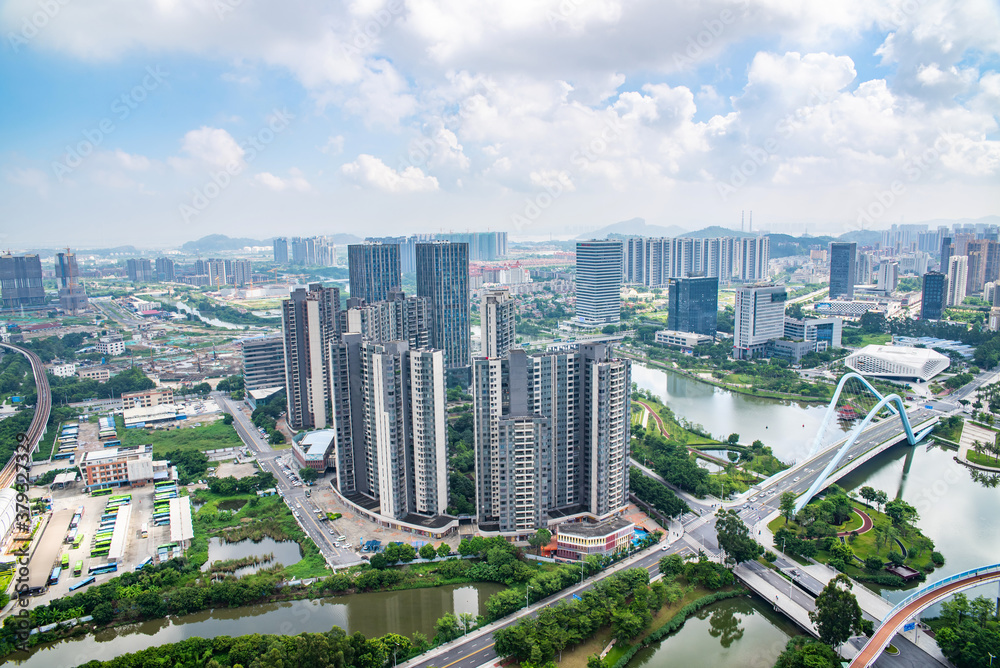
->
1, 0, 998, 248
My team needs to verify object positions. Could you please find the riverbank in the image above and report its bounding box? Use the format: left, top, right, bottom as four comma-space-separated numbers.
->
619, 350, 832, 405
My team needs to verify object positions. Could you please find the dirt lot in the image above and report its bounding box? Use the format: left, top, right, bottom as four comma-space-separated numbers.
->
215, 460, 258, 479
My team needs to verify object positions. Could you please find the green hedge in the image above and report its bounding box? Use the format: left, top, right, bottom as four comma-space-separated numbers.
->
607, 589, 748, 668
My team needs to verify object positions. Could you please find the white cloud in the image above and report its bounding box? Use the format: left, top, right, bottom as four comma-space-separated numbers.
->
341, 154, 439, 192
255, 169, 312, 192
170, 126, 245, 170
113, 149, 152, 171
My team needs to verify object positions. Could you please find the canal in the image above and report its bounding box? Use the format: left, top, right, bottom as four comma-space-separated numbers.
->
9, 582, 505, 667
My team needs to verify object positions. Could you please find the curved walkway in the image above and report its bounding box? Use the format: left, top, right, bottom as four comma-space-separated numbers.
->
848, 565, 1000, 668
837, 508, 873, 537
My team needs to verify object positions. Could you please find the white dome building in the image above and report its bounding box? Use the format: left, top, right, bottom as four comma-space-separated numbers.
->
845, 345, 950, 383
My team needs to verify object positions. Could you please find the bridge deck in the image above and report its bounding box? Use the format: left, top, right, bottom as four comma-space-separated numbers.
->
849, 569, 1000, 668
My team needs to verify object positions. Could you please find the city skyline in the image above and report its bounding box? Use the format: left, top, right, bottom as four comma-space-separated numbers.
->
1, 1, 998, 247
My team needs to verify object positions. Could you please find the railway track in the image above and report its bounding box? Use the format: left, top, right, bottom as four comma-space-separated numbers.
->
0, 342, 52, 489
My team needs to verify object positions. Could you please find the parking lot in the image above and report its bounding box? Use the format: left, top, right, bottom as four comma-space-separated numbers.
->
24, 483, 164, 607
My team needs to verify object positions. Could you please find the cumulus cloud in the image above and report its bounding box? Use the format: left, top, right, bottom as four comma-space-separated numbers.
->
169, 127, 245, 171
341, 154, 439, 192
255, 169, 312, 192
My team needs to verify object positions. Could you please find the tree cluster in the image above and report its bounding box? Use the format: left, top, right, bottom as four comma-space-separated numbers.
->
493, 568, 664, 666
935, 593, 1000, 667
629, 467, 690, 519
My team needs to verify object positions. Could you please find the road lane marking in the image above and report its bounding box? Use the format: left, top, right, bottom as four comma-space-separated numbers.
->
440, 642, 496, 668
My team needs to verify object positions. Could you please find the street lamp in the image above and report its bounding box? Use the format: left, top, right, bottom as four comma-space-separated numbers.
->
526, 584, 533, 609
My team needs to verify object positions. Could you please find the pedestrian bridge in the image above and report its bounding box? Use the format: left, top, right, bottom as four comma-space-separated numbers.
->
849, 563, 1000, 668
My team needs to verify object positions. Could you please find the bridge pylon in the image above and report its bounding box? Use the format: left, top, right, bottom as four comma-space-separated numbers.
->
793, 373, 934, 515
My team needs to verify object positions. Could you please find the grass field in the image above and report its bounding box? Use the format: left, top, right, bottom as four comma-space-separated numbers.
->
119, 418, 244, 457
966, 449, 1000, 469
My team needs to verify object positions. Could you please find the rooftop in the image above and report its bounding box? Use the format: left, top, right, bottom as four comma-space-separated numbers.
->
851, 344, 949, 364
557, 516, 634, 539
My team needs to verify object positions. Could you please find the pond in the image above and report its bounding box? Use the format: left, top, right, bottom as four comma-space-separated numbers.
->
216, 499, 247, 512
201, 536, 303, 576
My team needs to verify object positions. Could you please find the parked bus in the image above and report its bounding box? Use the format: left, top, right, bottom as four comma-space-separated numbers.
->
88, 563, 118, 575
48, 566, 62, 585
141, 523, 148, 539
135, 557, 153, 570
91, 487, 113, 497
66, 528, 78, 544
73, 533, 85, 549
73, 560, 83, 577
69, 576, 95, 591
61, 554, 69, 569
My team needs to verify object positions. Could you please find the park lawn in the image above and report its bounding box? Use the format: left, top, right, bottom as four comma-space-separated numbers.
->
855, 333, 892, 347
562, 584, 720, 668
119, 418, 244, 457
966, 449, 1000, 469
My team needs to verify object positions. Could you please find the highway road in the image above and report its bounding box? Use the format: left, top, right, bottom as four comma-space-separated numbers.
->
0, 342, 52, 488
215, 393, 361, 568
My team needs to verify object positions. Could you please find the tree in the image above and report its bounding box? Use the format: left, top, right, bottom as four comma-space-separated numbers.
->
714, 509, 763, 565
727, 433, 740, 445
858, 486, 877, 508
222, 413, 234, 425
528, 528, 552, 555
298, 467, 319, 484
874, 490, 888, 513
884, 499, 918, 531
773, 637, 840, 668
809, 574, 864, 649
433, 613, 462, 644
419, 543, 437, 560
437, 543, 452, 558
779, 492, 797, 524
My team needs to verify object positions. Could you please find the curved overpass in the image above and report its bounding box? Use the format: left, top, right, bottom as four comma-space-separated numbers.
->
0, 342, 52, 489
849, 563, 1000, 668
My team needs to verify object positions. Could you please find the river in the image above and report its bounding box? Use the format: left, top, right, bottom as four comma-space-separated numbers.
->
174, 301, 248, 330
9, 582, 505, 667
631, 362, 850, 464
628, 596, 801, 668
633, 361, 1000, 613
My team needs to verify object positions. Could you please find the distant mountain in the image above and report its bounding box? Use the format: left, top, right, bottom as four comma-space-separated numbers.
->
578, 218, 690, 240
687, 225, 755, 239
182, 234, 267, 252
767, 233, 835, 258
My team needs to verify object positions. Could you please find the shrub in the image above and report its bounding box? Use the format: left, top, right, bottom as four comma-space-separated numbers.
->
763, 551, 777, 563
930, 551, 945, 566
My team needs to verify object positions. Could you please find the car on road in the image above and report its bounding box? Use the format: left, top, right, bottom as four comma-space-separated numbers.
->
793, 476, 800, 482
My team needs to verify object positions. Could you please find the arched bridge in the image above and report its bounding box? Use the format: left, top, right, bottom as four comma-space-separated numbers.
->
793, 373, 936, 514
849, 563, 1000, 668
